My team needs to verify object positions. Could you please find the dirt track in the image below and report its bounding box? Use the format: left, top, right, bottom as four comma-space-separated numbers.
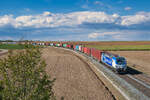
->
42, 47, 115, 100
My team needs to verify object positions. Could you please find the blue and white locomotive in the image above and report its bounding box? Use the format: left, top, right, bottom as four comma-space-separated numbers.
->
101, 52, 127, 73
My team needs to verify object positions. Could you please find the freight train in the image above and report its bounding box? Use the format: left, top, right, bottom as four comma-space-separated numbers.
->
31, 42, 127, 73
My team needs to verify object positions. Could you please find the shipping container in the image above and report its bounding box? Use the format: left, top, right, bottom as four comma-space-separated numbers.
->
75, 45, 79, 51
32, 43, 36, 45
81, 47, 84, 52
83, 47, 87, 54
83, 47, 91, 56
39, 43, 44, 45
79, 45, 82, 51
60, 43, 63, 47
67, 44, 71, 48
45, 42, 50, 46
70, 44, 74, 49
59, 43, 61, 47
75, 45, 82, 51
50, 43, 54, 46
91, 48, 102, 62
62, 44, 67, 48
73, 45, 76, 50
55, 44, 58, 47
53, 43, 56, 46
87, 47, 91, 56
55, 44, 61, 47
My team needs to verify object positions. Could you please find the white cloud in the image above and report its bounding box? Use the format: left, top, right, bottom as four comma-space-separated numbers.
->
0, 15, 15, 27
0, 11, 119, 28
24, 8, 30, 12
81, 5, 89, 9
88, 31, 120, 39
0, 11, 150, 29
99, 31, 120, 36
94, 1, 103, 5
121, 12, 150, 26
88, 33, 99, 38
43, 11, 52, 16
87, 30, 149, 41
124, 7, 132, 11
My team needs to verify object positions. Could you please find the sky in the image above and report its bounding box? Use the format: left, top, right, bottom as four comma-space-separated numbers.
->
0, 0, 150, 41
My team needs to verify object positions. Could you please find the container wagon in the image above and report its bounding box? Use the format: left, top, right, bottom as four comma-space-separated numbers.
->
50, 43, 54, 46
55, 44, 59, 47
79, 45, 82, 51
45, 42, 50, 46
67, 44, 71, 48
63, 44, 67, 48
70, 44, 74, 49
73, 45, 76, 50
83, 47, 91, 56
32, 43, 36, 45
75, 45, 79, 51
60, 43, 63, 47
41, 43, 45, 45
91, 48, 102, 62
81, 47, 84, 52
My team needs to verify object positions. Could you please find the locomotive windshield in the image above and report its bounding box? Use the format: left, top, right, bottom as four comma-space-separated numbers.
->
116, 57, 126, 65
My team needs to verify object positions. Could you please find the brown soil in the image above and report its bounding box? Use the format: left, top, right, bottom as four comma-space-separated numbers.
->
110, 51, 150, 75
0, 51, 8, 58
42, 47, 115, 100
61, 41, 150, 45
0, 50, 22, 59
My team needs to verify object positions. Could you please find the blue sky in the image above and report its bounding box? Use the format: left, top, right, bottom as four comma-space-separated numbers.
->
0, 0, 150, 41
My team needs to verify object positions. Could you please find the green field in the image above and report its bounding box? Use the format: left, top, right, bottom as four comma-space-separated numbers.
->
0, 44, 34, 50
86, 45, 150, 51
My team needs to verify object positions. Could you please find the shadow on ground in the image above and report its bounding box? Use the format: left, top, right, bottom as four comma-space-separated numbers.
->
126, 66, 143, 75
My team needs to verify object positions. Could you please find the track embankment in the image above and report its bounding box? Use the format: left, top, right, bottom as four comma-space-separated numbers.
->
56, 47, 150, 100
42, 47, 115, 100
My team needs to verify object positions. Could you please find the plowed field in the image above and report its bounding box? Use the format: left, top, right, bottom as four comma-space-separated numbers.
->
42, 47, 115, 100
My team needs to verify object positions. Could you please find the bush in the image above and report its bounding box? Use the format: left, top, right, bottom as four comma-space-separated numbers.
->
0, 47, 56, 100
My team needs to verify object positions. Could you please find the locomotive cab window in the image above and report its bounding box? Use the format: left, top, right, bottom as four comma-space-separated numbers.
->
116, 57, 126, 65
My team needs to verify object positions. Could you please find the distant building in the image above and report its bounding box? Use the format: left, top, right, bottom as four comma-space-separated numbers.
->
1, 42, 17, 44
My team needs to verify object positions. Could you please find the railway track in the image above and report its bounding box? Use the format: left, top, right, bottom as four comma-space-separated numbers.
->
76, 50, 150, 95
2, 47, 150, 99
58, 47, 150, 100
100, 61, 150, 98
85, 53, 150, 100
119, 74, 150, 98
